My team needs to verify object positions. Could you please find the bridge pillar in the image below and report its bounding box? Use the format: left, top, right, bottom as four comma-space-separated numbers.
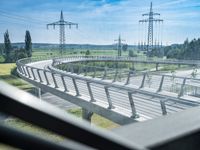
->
156, 63, 159, 71
35, 87, 41, 100
82, 108, 93, 123
132, 62, 135, 70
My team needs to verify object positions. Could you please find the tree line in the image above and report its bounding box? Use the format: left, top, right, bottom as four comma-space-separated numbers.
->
150, 38, 200, 60
1, 30, 32, 63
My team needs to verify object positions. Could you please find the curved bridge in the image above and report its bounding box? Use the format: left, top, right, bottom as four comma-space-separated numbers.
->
16, 56, 200, 125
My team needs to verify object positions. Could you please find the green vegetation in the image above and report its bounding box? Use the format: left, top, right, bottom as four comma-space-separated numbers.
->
25, 30, 32, 57
164, 38, 200, 60
2, 30, 32, 63
0, 63, 32, 90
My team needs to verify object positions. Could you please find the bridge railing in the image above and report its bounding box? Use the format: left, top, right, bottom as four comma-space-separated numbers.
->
53, 55, 200, 66
16, 56, 200, 119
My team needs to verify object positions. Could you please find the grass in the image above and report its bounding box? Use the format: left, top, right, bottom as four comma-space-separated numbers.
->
0, 55, 5, 63
0, 63, 33, 90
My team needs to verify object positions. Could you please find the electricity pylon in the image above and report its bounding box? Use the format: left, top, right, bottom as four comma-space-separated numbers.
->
47, 11, 78, 54
114, 34, 125, 56
139, 2, 163, 55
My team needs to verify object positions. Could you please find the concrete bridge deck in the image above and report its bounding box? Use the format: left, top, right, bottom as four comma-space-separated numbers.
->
16, 56, 200, 124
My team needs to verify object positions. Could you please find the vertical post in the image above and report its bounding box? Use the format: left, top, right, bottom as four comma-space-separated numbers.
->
86, 81, 95, 102
72, 78, 80, 96
52, 73, 59, 88
44, 71, 50, 85
38, 87, 41, 100
125, 71, 132, 85
70, 64, 74, 73
160, 99, 167, 115
22, 66, 27, 76
157, 75, 165, 92
132, 62, 135, 70
128, 92, 137, 118
140, 73, 146, 88
26, 67, 31, 78
104, 86, 114, 109
156, 63, 159, 71
37, 69, 43, 83
78, 66, 82, 75
102, 67, 107, 80
31, 68, 37, 80
61, 75, 68, 92
84, 66, 88, 76
82, 108, 93, 123
178, 78, 186, 97
113, 69, 118, 83
93, 67, 96, 78
19, 65, 24, 74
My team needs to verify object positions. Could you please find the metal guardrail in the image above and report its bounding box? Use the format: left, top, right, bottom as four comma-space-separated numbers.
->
0, 81, 145, 150
1, 81, 200, 149
16, 56, 200, 122
53, 55, 200, 66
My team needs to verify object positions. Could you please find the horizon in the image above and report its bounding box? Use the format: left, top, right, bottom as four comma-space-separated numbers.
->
0, 0, 200, 45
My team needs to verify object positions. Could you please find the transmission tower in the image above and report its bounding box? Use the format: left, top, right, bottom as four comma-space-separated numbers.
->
114, 34, 125, 56
139, 2, 163, 55
47, 11, 78, 54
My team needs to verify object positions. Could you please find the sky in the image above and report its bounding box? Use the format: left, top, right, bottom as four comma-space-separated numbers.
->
0, 0, 200, 45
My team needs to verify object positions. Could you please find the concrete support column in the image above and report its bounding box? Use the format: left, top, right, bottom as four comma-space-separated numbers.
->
132, 62, 135, 70
82, 108, 93, 122
156, 63, 159, 71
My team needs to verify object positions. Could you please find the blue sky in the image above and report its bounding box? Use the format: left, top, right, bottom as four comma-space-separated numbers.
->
0, 0, 200, 45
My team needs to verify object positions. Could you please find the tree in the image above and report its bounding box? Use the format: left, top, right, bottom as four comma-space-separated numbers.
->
128, 50, 134, 57
85, 50, 90, 56
4, 30, 12, 62
122, 44, 128, 51
25, 30, 32, 57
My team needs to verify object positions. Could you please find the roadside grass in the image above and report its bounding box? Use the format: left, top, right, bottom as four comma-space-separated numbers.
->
0, 63, 33, 90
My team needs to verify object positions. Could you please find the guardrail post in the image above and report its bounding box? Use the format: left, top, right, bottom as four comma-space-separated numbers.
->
84, 66, 88, 76
104, 86, 114, 109
125, 71, 132, 85
140, 73, 146, 88
30, 68, 37, 80
78, 66, 83, 75
113, 69, 118, 82
156, 63, 159, 71
86, 82, 95, 102
102, 67, 107, 80
26, 67, 31, 78
38, 87, 41, 100
37, 69, 43, 83
22, 66, 27, 76
72, 78, 80, 96
160, 99, 167, 115
61, 75, 68, 92
44, 71, 50, 85
128, 92, 138, 118
92, 67, 96, 78
70, 64, 74, 73
178, 78, 186, 97
52, 73, 59, 88
157, 75, 165, 92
